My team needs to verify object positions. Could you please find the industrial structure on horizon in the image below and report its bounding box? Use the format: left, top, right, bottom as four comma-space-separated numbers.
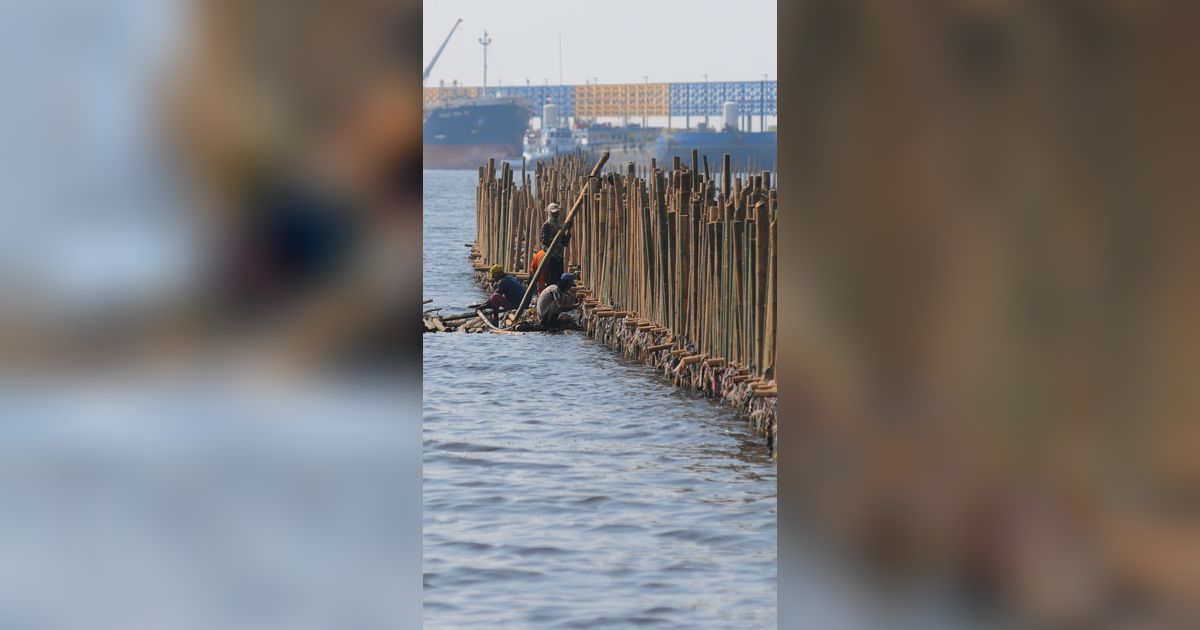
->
423, 80, 778, 130
422, 21, 777, 170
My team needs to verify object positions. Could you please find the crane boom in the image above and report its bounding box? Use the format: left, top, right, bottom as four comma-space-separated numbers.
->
423, 19, 463, 84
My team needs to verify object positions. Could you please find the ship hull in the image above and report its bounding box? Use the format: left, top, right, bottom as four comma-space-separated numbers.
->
424, 143, 522, 170
654, 131, 777, 172
423, 97, 532, 170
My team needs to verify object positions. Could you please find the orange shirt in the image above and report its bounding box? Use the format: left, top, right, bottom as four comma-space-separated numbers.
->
529, 249, 548, 291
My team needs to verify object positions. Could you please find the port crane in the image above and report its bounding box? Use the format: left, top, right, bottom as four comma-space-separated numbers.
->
423, 18, 463, 85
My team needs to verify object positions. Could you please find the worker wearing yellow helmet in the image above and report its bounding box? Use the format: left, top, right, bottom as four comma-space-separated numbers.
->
484, 263, 525, 318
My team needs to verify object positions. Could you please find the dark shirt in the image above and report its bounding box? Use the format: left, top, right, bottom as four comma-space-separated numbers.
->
495, 274, 525, 305
540, 220, 570, 257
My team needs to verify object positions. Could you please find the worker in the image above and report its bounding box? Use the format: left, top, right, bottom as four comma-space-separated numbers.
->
539, 203, 570, 287
528, 248, 548, 292
485, 263, 525, 317
536, 272, 578, 328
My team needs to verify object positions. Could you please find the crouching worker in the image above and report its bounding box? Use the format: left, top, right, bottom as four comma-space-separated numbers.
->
536, 273, 579, 329
485, 264, 525, 322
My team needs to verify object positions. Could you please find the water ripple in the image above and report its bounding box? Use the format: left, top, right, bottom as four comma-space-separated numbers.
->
423, 169, 776, 628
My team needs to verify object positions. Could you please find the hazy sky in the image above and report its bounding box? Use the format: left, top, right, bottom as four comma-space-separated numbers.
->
423, 0, 777, 87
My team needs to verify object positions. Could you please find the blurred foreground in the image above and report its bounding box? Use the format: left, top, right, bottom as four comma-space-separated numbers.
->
779, 3, 1199, 628
0, 0, 421, 376
0, 1, 423, 628
0, 380, 421, 629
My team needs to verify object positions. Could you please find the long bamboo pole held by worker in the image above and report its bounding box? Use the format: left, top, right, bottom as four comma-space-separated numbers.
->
505, 151, 610, 328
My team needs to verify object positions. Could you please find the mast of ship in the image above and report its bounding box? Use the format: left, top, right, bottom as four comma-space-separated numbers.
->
478, 30, 492, 95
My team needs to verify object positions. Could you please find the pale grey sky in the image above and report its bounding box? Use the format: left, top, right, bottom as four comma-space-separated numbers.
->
423, 0, 777, 87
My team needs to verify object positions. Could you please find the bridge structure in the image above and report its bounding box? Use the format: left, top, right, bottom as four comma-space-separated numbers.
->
423, 80, 778, 120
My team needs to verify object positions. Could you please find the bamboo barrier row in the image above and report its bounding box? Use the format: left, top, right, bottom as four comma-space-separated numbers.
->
474, 151, 777, 381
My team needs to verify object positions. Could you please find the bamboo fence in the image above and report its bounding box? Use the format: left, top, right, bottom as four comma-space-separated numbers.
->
473, 151, 777, 381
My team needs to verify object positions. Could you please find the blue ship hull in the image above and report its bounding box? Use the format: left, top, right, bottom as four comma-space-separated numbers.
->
654, 130, 777, 172
424, 97, 533, 169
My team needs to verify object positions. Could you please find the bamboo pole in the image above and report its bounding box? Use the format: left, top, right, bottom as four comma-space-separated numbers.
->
470, 151, 778, 382
505, 152, 610, 327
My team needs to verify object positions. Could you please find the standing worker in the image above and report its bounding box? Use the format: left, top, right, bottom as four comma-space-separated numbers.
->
484, 263, 525, 320
528, 248, 548, 292
536, 273, 578, 328
539, 203, 570, 286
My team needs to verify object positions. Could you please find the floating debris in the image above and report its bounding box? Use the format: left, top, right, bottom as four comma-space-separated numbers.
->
422, 311, 490, 333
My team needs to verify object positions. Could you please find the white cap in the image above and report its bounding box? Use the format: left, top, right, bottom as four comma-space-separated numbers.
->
547, 203, 561, 215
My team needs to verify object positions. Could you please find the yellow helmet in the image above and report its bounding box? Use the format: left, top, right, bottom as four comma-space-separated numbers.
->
489, 264, 503, 279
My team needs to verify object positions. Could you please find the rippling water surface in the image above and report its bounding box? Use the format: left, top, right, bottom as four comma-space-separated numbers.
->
423, 169, 776, 628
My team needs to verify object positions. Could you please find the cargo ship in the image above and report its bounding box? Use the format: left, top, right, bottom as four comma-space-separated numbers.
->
654, 102, 776, 172
424, 96, 534, 170
422, 23, 534, 169
654, 129, 776, 172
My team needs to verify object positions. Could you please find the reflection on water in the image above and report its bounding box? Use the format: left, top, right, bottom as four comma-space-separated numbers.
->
423, 170, 776, 628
